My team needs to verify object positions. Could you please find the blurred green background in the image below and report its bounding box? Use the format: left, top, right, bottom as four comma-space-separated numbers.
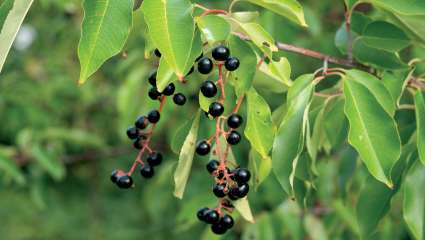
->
0, 0, 418, 239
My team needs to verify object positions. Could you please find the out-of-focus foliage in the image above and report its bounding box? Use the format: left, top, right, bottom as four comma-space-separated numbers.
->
0, 0, 425, 239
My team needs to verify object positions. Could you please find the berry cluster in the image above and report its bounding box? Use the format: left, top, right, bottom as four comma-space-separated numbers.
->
197, 207, 234, 234
148, 71, 187, 106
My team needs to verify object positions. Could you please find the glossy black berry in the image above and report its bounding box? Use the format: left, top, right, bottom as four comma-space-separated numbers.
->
211, 223, 227, 235
213, 184, 227, 198
226, 131, 241, 145
148, 87, 161, 100
140, 165, 154, 178
228, 187, 240, 200
196, 141, 211, 155
147, 152, 163, 166
198, 58, 213, 74
110, 170, 119, 183
186, 66, 194, 76
209, 102, 224, 117
205, 210, 220, 224
234, 168, 251, 184
237, 183, 250, 198
116, 175, 133, 189
147, 110, 160, 123
133, 137, 143, 149
148, 71, 157, 86
135, 116, 148, 130
173, 93, 186, 106
154, 48, 161, 57
212, 45, 230, 61
227, 114, 243, 129
162, 83, 175, 96
126, 126, 139, 139
220, 214, 234, 229
206, 160, 219, 174
196, 53, 204, 62
217, 170, 225, 180
197, 207, 209, 222
200, 81, 217, 98
225, 57, 240, 71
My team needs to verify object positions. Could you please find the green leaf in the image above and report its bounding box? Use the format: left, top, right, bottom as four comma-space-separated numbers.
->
0, 0, 34, 73
258, 57, 292, 87
173, 110, 201, 199
403, 161, 425, 240
249, 148, 272, 189
142, 0, 202, 79
382, 70, 412, 107
334, 12, 372, 55
78, 0, 133, 84
242, 214, 275, 239
31, 144, 65, 181
241, 0, 307, 27
196, 15, 230, 44
228, 35, 257, 98
272, 74, 314, 196
171, 115, 194, 154
0, 152, 25, 185
234, 197, 255, 223
232, 11, 260, 23
353, 38, 408, 70
156, 56, 177, 92
343, 70, 402, 187
323, 97, 348, 150
415, 91, 425, 165
356, 140, 417, 238
304, 214, 328, 240
245, 88, 275, 159
361, 21, 411, 52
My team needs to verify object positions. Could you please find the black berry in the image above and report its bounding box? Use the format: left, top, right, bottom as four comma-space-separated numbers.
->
225, 57, 240, 71
116, 175, 133, 189
228, 187, 240, 200
135, 116, 148, 129
206, 160, 219, 174
126, 126, 139, 139
226, 131, 241, 145
200, 81, 217, 98
213, 184, 227, 198
217, 169, 225, 180
211, 223, 227, 235
237, 183, 249, 198
234, 168, 251, 184
197, 207, 209, 222
173, 93, 186, 106
148, 87, 161, 100
133, 137, 143, 149
205, 210, 220, 224
140, 165, 154, 178
147, 152, 163, 166
220, 214, 234, 229
147, 110, 160, 123
198, 58, 213, 74
209, 102, 224, 117
110, 170, 119, 183
196, 141, 211, 155
154, 48, 161, 57
148, 71, 157, 86
212, 45, 230, 61
162, 83, 175, 96
227, 114, 243, 129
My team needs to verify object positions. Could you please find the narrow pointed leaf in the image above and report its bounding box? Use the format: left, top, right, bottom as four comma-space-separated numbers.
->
415, 91, 425, 165
234, 197, 255, 223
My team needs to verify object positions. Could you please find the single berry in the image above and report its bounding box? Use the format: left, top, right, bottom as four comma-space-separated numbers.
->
196, 141, 211, 155
110, 170, 119, 183
227, 114, 243, 129
195, 53, 204, 62
228, 187, 240, 200
226, 131, 241, 145
237, 183, 250, 198
162, 83, 175, 96
148, 87, 161, 100
154, 48, 161, 57
198, 58, 213, 74
200, 81, 217, 98
197, 207, 209, 222
209, 102, 224, 117
133, 137, 143, 149
173, 93, 186, 106
147, 110, 160, 123
186, 66, 194, 76
212, 45, 230, 61
126, 126, 139, 139
220, 214, 234, 229
140, 165, 155, 178
211, 223, 227, 235
148, 71, 157, 86
116, 175, 133, 189
217, 170, 225, 180
206, 160, 219, 174
147, 152, 163, 166
213, 184, 227, 198
224, 57, 240, 71
234, 168, 251, 184
135, 116, 148, 129
205, 210, 220, 224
